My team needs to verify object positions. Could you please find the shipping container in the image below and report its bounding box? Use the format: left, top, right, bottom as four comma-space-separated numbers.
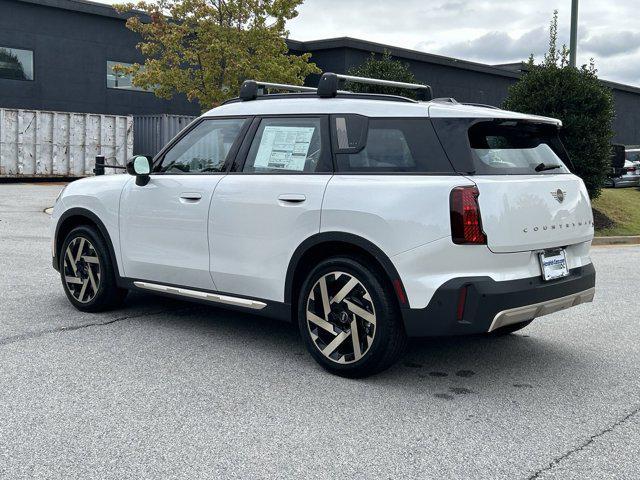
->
0, 108, 133, 178
134, 114, 197, 157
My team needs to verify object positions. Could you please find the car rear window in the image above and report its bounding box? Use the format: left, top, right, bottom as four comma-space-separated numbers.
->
431, 118, 573, 175
467, 121, 571, 175
626, 150, 640, 163
334, 118, 454, 174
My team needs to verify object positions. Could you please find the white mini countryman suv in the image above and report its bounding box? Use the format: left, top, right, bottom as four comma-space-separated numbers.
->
52, 73, 596, 377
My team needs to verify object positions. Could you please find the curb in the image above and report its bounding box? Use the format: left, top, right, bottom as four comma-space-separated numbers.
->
592, 236, 640, 246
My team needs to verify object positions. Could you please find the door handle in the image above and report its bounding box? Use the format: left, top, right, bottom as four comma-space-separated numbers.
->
278, 194, 306, 204
179, 192, 202, 202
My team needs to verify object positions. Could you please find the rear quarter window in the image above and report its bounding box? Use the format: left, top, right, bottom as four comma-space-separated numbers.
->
333, 117, 454, 174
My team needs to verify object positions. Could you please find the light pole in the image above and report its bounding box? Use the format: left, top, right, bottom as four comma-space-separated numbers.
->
570, 0, 579, 67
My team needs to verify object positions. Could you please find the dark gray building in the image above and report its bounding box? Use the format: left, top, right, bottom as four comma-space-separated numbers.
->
289, 37, 640, 145
1, 0, 639, 144
0, 0, 200, 116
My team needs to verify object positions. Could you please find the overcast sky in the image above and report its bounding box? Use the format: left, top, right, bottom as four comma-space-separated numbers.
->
96, 0, 640, 87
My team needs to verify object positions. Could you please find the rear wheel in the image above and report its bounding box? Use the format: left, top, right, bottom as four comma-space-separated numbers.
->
60, 225, 127, 312
297, 256, 406, 378
489, 319, 533, 336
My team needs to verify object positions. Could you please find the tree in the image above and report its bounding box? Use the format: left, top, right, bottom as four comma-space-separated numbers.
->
114, 0, 320, 109
503, 10, 614, 199
345, 50, 418, 98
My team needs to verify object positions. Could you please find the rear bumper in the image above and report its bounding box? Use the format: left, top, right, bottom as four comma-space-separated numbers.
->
401, 263, 596, 337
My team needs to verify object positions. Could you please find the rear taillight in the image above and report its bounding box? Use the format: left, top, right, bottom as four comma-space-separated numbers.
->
450, 186, 487, 245
626, 166, 636, 173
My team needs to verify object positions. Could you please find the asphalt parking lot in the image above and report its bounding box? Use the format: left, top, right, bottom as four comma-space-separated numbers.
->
1, 182, 639, 479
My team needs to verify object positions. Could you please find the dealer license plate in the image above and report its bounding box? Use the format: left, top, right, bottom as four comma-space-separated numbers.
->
539, 249, 569, 281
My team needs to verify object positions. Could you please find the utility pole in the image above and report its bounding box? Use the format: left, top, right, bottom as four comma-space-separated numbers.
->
570, 0, 579, 67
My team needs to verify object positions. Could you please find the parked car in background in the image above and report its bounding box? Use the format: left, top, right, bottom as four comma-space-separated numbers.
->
605, 159, 640, 188
626, 148, 640, 169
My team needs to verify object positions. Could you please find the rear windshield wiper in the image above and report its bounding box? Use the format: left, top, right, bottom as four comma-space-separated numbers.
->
535, 163, 562, 172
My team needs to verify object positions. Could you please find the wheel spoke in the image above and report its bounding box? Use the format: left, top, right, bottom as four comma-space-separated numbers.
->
87, 266, 99, 293
322, 330, 351, 357
77, 278, 89, 302
344, 299, 376, 325
65, 276, 83, 285
307, 310, 337, 335
331, 277, 358, 304
319, 276, 331, 321
66, 248, 78, 276
74, 238, 86, 263
82, 256, 99, 264
350, 315, 362, 361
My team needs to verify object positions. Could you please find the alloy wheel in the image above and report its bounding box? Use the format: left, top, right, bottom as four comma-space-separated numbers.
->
63, 236, 101, 303
306, 271, 376, 364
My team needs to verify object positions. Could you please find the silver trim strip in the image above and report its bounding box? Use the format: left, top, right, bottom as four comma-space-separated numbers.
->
488, 287, 595, 332
133, 281, 267, 310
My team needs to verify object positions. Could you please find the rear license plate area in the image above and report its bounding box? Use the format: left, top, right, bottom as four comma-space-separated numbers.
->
539, 249, 569, 281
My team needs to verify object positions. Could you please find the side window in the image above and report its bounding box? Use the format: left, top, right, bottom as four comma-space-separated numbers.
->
242, 117, 331, 173
159, 118, 247, 174
335, 118, 454, 173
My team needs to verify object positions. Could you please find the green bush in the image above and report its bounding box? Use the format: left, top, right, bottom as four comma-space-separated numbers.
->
503, 11, 614, 199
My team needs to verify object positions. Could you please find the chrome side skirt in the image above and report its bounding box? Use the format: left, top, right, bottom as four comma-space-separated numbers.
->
133, 281, 267, 310
488, 287, 595, 332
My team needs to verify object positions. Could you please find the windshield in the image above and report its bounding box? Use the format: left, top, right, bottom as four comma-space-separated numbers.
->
468, 121, 571, 175
626, 150, 640, 163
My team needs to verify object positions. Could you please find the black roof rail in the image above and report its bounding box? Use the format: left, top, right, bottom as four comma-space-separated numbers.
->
317, 72, 433, 101
239, 80, 317, 101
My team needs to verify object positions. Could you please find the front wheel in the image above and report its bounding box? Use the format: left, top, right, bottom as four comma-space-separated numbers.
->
60, 225, 127, 312
297, 256, 407, 378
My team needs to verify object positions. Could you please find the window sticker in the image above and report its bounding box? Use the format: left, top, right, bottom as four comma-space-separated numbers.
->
253, 126, 315, 171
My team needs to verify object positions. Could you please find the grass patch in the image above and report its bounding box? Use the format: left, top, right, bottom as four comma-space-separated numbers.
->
592, 187, 640, 236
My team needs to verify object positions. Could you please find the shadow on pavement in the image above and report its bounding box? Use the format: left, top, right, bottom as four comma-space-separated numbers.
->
119, 291, 580, 393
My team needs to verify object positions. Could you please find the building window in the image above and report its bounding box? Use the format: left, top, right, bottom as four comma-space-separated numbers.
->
106, 61, 148, 91
0, 46, 34, 81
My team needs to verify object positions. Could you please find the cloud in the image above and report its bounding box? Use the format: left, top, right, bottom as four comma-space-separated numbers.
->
582, 31, 640, 57
433, 27, 550, 63
90, 0, 640, 87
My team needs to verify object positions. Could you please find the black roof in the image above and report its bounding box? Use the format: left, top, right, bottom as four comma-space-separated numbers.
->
14, 0, 143, 20
12, 0, 640, 95
288, 36, 640, 95
287, 37, 522, 80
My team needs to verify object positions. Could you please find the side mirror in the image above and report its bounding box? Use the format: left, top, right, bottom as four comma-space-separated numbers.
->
126, 155, 153, 186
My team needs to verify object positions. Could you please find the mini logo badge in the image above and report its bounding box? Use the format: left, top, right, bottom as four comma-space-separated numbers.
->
551, 189, 566, 203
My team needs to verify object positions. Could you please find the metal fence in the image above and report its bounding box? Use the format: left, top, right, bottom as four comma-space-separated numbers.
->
133, 114, 197, 158
0, 108, 133, 177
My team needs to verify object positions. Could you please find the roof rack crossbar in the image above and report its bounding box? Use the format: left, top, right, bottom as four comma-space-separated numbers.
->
240, 80, 317, 101
317, 72, 433, 101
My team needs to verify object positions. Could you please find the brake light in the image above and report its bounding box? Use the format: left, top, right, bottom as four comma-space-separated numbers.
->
626, 166, 636, 173
450, 186, 487, 245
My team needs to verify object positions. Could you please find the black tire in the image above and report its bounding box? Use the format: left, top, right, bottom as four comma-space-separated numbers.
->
488, 319, 533, 336
297, 255, 407, 378
59, 225, 127, 312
